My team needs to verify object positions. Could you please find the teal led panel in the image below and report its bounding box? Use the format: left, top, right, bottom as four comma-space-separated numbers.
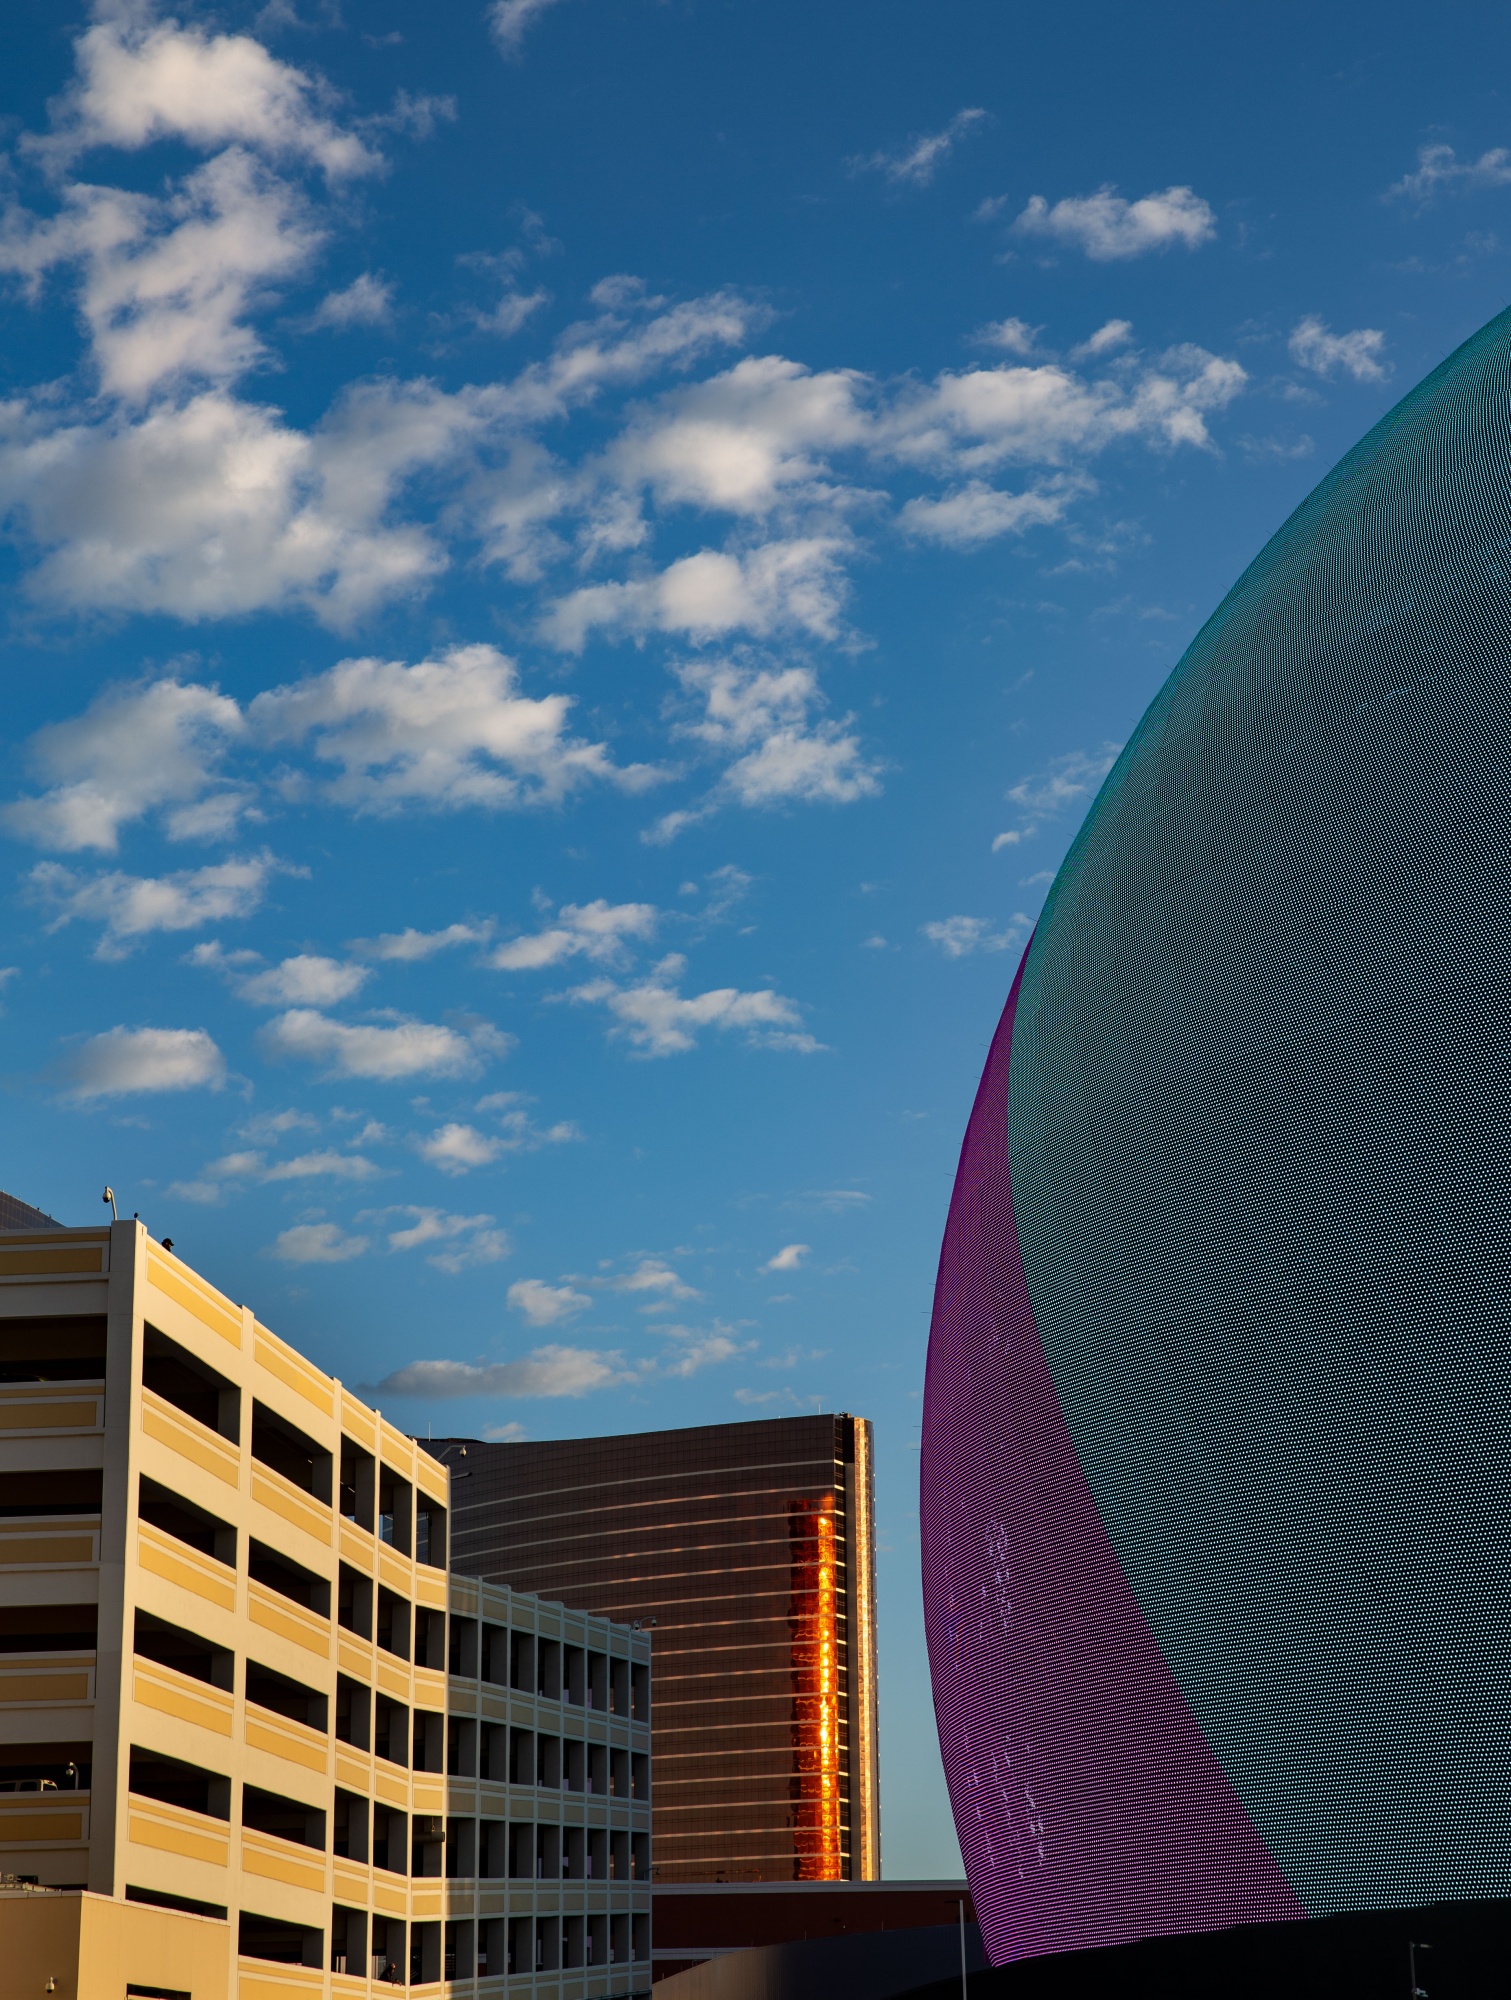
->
923, 305, 1511, 1963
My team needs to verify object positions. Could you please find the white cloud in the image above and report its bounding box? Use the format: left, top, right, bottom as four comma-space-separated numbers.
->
852, 109, 987, 187
887, 349, 1245, 471
656, 1327, 749, 1376
310, 273, 393, 329
762, 1242, 809, 1273
61, 1024, 225, 1099
360, 922, 493, 961
259, 1009, 507, 1080
974, 318, 1039, 355
608, 355, 868, 517
567, 952, 818, 1056
416, 1107, 578, 1172
45, 13, 378, 177
416, 1123, 503, 1172
508, 1278, 592, 1325
373, 1345, 628, 1398
1288, 316, 1390, 384
488, 0, 570, 57
613, 1258, 699, 1303
382, 1207, 510, 1271
1074, 319, 1135, 358
262, 1149, 382, 1183
1390, 143, 1511, 203
647, 658, 882, 839
922, 915, 1025, 958
899, 476, 1086, 548
232, 953, 370, 1006
5, 677, 243, 853
542, 538, 851, 651
270, 1221, 369, 1263
488, 899, 658, 971
249, 643, 639, 810
1006, 742, 1121, 829
30, 853, 280, 956
1011, 184, 1217, 260
0, 386, 456, 627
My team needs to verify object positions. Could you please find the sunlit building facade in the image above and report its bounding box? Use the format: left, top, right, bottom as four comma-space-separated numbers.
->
0, 1209, 651, 1997
430, 1417, 879, 1886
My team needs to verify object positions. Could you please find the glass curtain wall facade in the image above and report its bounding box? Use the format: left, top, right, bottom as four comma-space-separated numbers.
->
431, 1417, 879, 1885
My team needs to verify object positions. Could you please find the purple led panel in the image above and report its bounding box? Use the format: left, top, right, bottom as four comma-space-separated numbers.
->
919, 946, 1304, 1966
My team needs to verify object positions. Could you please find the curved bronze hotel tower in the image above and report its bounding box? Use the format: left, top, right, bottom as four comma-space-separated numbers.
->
431, 1415, 880, 1884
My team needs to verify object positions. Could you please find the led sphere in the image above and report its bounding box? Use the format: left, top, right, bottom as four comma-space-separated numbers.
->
921, 307, 1511, 1967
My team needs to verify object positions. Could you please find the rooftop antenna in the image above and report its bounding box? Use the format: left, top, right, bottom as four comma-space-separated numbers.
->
102, 1187, 117, 1221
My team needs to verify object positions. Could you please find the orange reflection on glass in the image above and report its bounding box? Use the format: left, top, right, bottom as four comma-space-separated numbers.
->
789, 1492, 842, 1879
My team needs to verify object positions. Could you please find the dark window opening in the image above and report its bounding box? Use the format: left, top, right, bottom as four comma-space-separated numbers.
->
0, 1741, 91, 1793
245, 1659, 327, 1732
241, 1783, 325, 1852
138, 1477, 236, 1568
374, 1695, 408, 1768
413, 1605, 446, 1670
414, 1495, 446, 1569
337, 1562, 372, 1639
142, 1325, 238, 1438
370, 1915, 405, 1983
134, 1610, 232, 1691
0, 1604, 96, 1654
339, 1437, 374, 1529
248, 1539, 329, 1616
250, 1401, 330, 1501
411, 1813, 444, 1879
448, 1616, 478, 1678
331, 1904, 367, 1977
411, 1710, 444, 1774
126, 1984, 191, 1997
0, 1468, 101, 1518
372, 1807, 407, 1875
128, 1748, 229, 1820
377, 1468, 411, 1554
376, 1587, 409, 1660
0, 1315, 106, 1385
238, 1912, 323, 1968
335, 1675, 370, 1751
333, 1790, 368, 1863
126, 1884, 228, 1922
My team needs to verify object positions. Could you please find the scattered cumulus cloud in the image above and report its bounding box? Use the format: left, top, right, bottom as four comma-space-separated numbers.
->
258, 1009, 509, 1080
358, 922, 494, 961
60, 1024, 226, 1100
508, 1277, 592, 1324
1288, 316, 1390, 384
566, 953, 819, 1056
310, 273, 393, 329
5, 678, 245, 854
762, 1243, 809, 1273
40, 13, 380, 177
1011, 185, 1217, 260
372, 1345, 629, 1398
489, 899, 658, 971
380, 1206, 510, 1270
31, 854, 283, 957
851, 109, 987, 187
488, 0, 570, 58
191, 941, 370, 1005
250, 645, 648, 811
995, 741, 1122, 844
922, 914, 1026, 958
270, 1221, 370, 1263
1390, 144, 1511, 204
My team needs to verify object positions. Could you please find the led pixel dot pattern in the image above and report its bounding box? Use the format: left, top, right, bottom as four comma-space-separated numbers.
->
921, 304, 1511, 1966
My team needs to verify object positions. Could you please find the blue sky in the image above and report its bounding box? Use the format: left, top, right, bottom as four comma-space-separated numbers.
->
3, 0, 1510, 1875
